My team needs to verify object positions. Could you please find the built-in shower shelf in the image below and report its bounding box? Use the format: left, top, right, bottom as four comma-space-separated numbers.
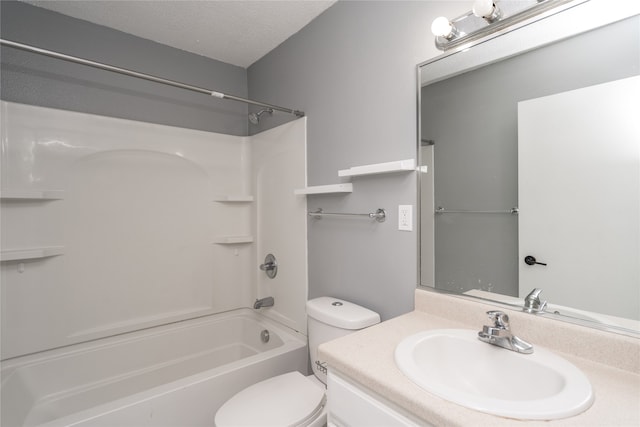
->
213, 236, 254, 244
294, 183, 353, 195
0, 246, 65, 262
0, 190, 65, 200
213, 195, 254, 202
338, 159, 416, 177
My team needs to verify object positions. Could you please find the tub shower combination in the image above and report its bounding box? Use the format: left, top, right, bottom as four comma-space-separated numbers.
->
1, 77, 308, 426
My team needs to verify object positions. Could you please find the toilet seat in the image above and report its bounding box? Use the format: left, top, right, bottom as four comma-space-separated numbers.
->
215, 371, 325, 427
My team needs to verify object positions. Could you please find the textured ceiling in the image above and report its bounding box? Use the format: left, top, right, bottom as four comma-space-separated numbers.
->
24, 0, 336, 68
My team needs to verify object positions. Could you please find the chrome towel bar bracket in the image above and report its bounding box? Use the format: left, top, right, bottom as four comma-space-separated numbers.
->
435, 206, 519, 215
308, 208, 386, 223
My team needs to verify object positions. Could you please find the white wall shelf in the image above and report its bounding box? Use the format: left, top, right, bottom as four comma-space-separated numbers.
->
213, 195, 254, 202
1, 246, 65, 262
212, 236, 254, 244
0, 190, 65, 200
294, 183, 353, 195
338, 159, 416, 178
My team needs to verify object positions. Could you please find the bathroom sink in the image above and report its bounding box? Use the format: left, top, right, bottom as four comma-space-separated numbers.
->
394, 329, 593, 420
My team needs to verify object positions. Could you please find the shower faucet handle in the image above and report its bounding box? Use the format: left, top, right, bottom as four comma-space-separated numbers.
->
259, 261, 276, 271
259, 253, 278, 279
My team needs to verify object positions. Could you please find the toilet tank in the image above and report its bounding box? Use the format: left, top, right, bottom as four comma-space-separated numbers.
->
306, 297, 380, 384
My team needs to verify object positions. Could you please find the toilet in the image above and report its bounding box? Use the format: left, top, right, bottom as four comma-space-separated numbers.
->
214, 297, 380, 427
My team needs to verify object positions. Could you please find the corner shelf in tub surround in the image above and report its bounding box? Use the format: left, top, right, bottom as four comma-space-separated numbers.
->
338, 159, 416, 177
212, 236, 254, 244
213, 195, 254, 202
0, 190, 65, 200
1, 246, 65, 262
294, 183, 353, 196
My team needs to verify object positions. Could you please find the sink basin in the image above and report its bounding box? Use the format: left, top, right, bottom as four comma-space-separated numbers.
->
395, 329, 594, 420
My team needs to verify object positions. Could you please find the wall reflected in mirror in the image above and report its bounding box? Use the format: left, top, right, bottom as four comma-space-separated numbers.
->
419, 14, 640, 333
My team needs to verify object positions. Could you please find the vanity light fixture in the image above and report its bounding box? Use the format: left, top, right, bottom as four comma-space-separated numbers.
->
431, 0, 581, 51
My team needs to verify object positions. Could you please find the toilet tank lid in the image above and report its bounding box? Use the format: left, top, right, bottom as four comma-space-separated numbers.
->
306, 297, 380, 330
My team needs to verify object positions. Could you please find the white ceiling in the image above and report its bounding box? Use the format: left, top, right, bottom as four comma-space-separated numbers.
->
23, 0, 337, 68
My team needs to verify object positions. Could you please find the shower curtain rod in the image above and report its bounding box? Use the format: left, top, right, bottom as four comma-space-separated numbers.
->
0, 39, 305, 118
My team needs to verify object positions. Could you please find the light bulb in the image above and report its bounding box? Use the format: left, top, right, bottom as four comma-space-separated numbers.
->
431, 16, 454, 38
473, 0, 502, 22
473, 0, 495, 18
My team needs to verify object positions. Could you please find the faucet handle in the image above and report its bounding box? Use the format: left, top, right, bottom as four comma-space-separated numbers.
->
486, 310, 510, 329
524, 288, 548, 313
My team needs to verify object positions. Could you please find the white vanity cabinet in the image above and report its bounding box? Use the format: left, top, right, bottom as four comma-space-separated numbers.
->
326, 371, 430, 427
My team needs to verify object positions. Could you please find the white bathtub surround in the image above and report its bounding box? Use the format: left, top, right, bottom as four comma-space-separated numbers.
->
0, 101, 308, 359
1, 101, 309, 426
1, 309, 308, 427
250, 122, 308, 334
319, 289, 640, 426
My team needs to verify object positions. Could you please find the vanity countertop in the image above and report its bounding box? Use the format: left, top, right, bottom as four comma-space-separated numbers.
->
319, 289, 640, 426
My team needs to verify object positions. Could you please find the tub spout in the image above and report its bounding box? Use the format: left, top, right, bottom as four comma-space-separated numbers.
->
254, 297, 274, 309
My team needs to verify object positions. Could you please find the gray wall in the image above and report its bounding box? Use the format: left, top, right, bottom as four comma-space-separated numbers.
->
1, 1, 248, 135
248, 1, 467, 320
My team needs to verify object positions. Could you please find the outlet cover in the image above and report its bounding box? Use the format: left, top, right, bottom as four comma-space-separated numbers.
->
398, 205, 412, 231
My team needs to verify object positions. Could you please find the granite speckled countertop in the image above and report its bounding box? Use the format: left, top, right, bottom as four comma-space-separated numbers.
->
319, 289, 640, 426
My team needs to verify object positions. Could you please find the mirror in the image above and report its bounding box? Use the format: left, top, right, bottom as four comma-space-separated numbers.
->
418, 2, 640, 334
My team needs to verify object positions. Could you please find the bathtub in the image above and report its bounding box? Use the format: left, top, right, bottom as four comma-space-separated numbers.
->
1, 309, 308, 427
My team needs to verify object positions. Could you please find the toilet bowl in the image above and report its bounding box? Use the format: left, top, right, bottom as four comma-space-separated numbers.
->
214, 297, 380, 426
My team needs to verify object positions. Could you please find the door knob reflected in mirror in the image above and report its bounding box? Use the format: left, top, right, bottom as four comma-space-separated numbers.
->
524, 255, 547, 266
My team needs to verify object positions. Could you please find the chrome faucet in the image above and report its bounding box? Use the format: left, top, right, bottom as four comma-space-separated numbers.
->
478, 310, 533, 354
523, 288, 547, 313
253, 296, 274, 309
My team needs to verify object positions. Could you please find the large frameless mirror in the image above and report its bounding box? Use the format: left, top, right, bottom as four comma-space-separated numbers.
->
418, 1, 640, 335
